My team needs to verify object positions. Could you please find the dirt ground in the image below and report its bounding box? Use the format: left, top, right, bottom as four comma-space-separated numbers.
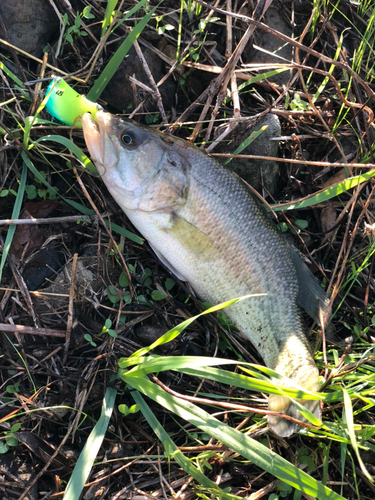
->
1, 0, 375, 499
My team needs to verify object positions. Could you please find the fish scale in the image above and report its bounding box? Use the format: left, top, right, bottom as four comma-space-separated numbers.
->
81, 111, 330, 437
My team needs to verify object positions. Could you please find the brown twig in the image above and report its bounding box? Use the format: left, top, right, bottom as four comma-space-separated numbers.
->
7, 256, 40, 328
29, 51, 49, 116
0, 323, 66, 337
0, 214, 99, 225
211, 153, 375, 169
194, 23, 256, 143
63, 253, 78, 364
194, 0, 375, 104
133, 40, 168, 125
294, 11, 347, 163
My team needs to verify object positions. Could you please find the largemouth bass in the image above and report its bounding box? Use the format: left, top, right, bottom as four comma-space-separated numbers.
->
82, 111, 330, 437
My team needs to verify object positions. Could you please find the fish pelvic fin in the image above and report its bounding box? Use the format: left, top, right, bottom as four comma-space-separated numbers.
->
267, 364, 321, 438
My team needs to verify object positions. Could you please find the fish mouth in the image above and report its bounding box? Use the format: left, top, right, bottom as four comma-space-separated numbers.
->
82, 111, 114, 170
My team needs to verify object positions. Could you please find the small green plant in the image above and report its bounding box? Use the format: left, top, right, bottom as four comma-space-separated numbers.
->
155, 15, 175, 35
182, 0, 202, 22
298, 446, 316, 472
141, 267, 152, 287
26, 173, 58, 200
0, 423, 21, 454
83, 319, 117, 345
6, 381, 20, 394
268, 482, 294, 499
151, 290, 166, 301
165, 277, 175, 290
285, 93, 311, 111
2, 173, 57, 201
193, 17, 220, 34
101, 318, 117, 338
84, 334, 97, 347
118, 403, 141, 416
144, 113, 160, 125
278, 219, 308, 234
62, 6, 95, 44
118, 271, 129, 288
106, 285, 121, 305
0, 188, 17, 197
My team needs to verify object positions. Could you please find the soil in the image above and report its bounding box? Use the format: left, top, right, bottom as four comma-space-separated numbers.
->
0, 1, 375, 499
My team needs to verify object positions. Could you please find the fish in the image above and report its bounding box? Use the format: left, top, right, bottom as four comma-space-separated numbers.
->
81, 110, 330, 437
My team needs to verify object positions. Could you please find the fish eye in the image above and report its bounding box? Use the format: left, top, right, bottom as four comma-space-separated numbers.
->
121, 131, 135, 146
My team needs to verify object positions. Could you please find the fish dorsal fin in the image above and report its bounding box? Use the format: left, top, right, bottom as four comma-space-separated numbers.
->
290, 249, 331, 325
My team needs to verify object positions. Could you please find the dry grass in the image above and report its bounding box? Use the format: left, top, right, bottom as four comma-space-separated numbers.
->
1, 0, 375, 499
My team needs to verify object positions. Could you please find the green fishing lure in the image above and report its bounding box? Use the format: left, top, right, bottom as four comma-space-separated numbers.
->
45, 77, 101, 126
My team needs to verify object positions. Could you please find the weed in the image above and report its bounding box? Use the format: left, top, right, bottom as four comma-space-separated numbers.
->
100, 318, 117, 338
278, 219, 308, 234
6, 381, 20, 394
62, 6, 95, 45
0, 423, 21, 454
285, 93, 311, 111
84, 334, 97, 347
118, 403, 141, 416
0, 188, 17, 197
154, 15, 175, 35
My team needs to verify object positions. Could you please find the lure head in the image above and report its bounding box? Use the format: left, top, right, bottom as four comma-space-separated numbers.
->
45, 77, 102, 127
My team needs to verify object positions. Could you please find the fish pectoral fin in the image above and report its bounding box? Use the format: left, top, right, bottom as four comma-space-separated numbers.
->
149, 243, 187, 281
166, 214, 218, 262
290, 249, 331, 325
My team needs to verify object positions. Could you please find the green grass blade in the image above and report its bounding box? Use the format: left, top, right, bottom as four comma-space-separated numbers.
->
101, 0, 119, 38
225, 126, 268, 165
237, 68, 290, 91
64, 200, 144, 244
87, 3, 159, 102
342, 388, 373, 482
0, 61, 25, 88
63, 385, 117, 500
119, 355, 324, 401
182, 365, 324, 400
33, 135, 98, 174
131, 390, 244, 500
111, 0, 148, 36
271, 168, 375, 211
125, 377, 345, 500
2, 332, 36, 393
0, 162, 27, 282
120, 294, 265, 359
340, 411, 348, 497
313, 32, 343, 103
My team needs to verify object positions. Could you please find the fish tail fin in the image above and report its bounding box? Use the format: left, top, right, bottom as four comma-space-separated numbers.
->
267, 364, 321, 437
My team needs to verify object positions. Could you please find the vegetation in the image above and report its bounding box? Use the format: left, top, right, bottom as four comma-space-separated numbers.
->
0, 0, 375, 499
